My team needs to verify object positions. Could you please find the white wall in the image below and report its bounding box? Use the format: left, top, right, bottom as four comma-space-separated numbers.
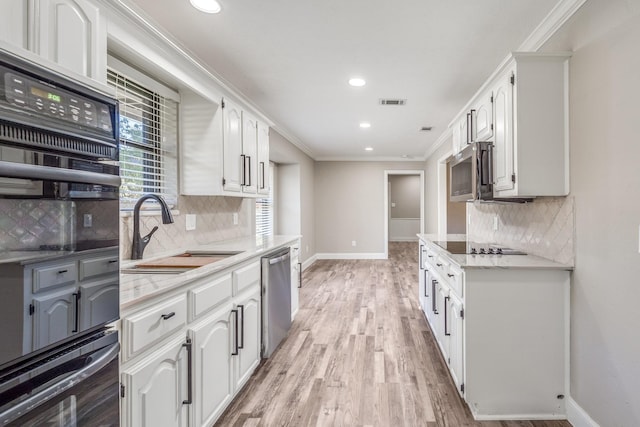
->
269, 130, 315, 264
541, 1, 640, 425
424, 140, 452, 234
315, 161, 425, 255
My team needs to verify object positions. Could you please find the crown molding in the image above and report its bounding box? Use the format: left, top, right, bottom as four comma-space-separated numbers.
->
314, 156, 426, 162
518, 0, 588, 51
424, 127, 453, 161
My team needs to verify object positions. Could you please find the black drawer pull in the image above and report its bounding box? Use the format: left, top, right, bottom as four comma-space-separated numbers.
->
447, 273, 454, 278
108, 259, 118, 264
57, 269, 68, 274
436, 263, 443, 267
161, 312, 176, 320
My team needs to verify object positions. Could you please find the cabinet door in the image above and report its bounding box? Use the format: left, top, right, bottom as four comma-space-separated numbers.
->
474, 93, 493, 141
189, 304, 234, 427
80, 279, 119, 330
121, 337, 189, 427
493, 71, 515, 192
34, 0, 106, 82
447, 295, 464, 396
222, 99, 243, 193
257, 122, 270, 195
0, 0, 28, 50
32, 286, 77, 351
241, 112, 258, 195
434, 281, 449, 358
235, 288, 261, 391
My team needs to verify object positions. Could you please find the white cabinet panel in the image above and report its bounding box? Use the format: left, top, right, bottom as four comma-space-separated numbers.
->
447, 294, 464, 395
492, 71, 515, 192
0, 0, 28, 50
241, 112, 258, 195
80, 279, 119, 329
473, 94, 493, 142
32, 286, 76, 350
189, 305, 234, 427
257, 122, 270, 195
235, 288, 261, 391
222, 99, 243, 193
122, 337, 189, 427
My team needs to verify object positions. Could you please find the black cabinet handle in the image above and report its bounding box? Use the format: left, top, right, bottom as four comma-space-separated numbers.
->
466, 112, 472, 144
108, 259, 118, 264
238, 305, 244, 349
182, 337, 193, 405
447, 273, 454, 278
432, 280, 438, 314
419, 244, 424, 267
469, 109, 476, 142
231, 309, 239, 356
240, 155, 246, 186
58, 269, 68, 274
428, 255, 434, 259
246, 155, 252, 187
72, 290, 81, 333
161, 312, 175, 320
298, 263, 302, 288
444, 296, 451, 336
436, 263, 443, 267
260, 161, 265, 189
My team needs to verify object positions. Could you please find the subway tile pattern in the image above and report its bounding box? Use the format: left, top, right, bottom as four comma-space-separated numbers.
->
467, 196, 574, 265
0, 200, 75, 250
119, 196, 252, 259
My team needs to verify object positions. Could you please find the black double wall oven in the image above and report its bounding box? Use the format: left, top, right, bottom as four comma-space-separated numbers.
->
0, 49, 120, 426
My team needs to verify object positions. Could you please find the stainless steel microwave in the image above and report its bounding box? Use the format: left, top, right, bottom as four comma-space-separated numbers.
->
449, 141, 494, 202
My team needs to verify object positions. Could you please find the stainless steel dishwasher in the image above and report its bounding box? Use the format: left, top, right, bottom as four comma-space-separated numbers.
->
261, 247, 292, 357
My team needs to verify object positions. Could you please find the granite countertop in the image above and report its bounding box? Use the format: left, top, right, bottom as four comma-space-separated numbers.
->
417, 234, 574, 271
0, 246, 119, 265
120, 235, 300, 310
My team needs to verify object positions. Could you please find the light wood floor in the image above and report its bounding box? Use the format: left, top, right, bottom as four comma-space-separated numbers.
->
215, 242, 571, 427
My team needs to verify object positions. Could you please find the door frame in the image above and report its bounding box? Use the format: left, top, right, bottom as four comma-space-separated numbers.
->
383, 170, 425, 259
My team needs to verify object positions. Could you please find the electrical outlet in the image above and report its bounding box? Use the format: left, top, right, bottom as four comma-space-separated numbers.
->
391, 202, 396, 208
233, 213, 239, 225
83, 214, 92, 228
352, 240, 357, 247
493, 216, 499, 231
185, 214, 196, 231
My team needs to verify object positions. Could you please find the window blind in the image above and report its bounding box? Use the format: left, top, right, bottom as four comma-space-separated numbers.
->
256, 163, 274, 236
107, 69, 178, 209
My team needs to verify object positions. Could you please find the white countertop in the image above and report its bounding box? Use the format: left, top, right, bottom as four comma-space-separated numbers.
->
417, 234, 573, 270
120, 235, 299, 310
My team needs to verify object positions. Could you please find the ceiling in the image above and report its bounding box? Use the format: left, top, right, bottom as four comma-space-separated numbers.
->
125, 0, 562, 160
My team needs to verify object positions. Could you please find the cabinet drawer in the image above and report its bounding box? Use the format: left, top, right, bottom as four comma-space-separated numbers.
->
79, 254, 119, 281
123, 295, 187, 359
434, 256, 450, 278
447, 264, 464, 299
189, 273, 232, 321
32, 262, 77, 292
234, 261, 261, 295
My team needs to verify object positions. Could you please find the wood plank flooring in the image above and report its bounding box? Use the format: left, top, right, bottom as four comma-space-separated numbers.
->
214, 242, 571, 427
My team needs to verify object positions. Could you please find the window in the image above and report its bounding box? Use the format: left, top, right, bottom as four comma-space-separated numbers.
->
107, 61, 178, 209
256, 163, 274, 236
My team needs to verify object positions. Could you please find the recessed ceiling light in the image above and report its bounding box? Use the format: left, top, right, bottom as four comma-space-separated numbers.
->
348, 77, 366, 87
190, 0, 221, 13
359, 122, 371, 128
365, 147, 374, 151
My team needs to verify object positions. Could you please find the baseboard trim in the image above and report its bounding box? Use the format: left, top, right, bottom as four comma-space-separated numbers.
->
567, 396, 600, 427
315, 252, 387, 260
389, 238, 419, 242
473, 414, 567, 421
301, 255, 317, 271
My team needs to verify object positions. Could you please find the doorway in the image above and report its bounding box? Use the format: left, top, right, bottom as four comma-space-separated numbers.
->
383, 170, 425, 259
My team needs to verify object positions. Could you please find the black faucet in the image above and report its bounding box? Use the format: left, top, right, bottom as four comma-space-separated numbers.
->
131, 194, 174, 260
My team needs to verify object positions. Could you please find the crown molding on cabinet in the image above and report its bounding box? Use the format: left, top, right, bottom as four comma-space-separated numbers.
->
518, 0, 588, 51
423, 126, 453, 161
314, 156, 426, 162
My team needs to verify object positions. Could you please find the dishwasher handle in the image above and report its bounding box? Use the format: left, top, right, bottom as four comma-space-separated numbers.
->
269, 252, 290, 265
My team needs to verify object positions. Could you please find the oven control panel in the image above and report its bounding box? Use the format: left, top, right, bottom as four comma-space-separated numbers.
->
1, 66, 113, 134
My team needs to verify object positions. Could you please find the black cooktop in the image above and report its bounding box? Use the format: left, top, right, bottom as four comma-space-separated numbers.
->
432, 240, 526, 255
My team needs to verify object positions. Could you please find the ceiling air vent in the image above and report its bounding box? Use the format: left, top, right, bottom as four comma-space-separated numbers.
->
379, 98, 407, 106
420, 126, 433, 132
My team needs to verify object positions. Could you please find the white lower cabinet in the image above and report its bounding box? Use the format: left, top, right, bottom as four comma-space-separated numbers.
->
418, 239, 569, 420
189, 303, 234, 427
121, 255, 277, 427
121, 336, 190, 427
234, 286, 261, 391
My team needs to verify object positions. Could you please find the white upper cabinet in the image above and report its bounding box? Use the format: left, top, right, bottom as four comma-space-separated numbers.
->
492, 70, 514, 192
493, 54, 571, 198
241, 111, 258, 195
0, 0, 107, 84
0, 0, 28, 50
222, 98, 243, 193
257, 122, 270, 196
472, 93, 493, 142
180, 91, 269, 198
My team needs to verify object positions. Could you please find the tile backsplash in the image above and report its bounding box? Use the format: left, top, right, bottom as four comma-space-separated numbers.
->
119, 196, 253, 259
467, 196, 574, 265
0, 200, 75, 250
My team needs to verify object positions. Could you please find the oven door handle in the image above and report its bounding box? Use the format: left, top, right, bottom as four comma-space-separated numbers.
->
0, 160, 121, 187
0, 342, 120, 425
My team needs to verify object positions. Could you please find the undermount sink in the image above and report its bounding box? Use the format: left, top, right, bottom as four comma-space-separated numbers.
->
120, 250, 243, 274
